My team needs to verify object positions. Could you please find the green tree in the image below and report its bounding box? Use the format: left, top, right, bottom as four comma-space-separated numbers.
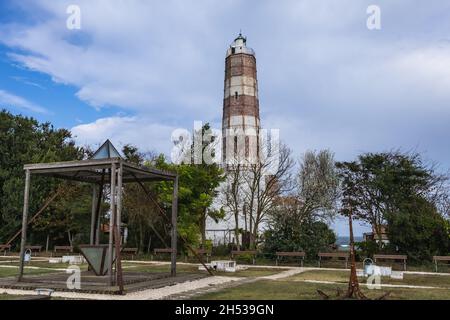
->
337, 150, 449, 257
33, 183, 92, 248
155, 123, 225, 250
264, 202, 336, 258
0, 110, 83, 245
385, 196, 449, 260
121, 145, 167, 253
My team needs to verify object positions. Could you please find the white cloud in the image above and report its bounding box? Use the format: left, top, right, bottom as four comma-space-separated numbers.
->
390, 44, 450, 99
0, 89, 48, 114
71, 116, 178, 156
0, 0, 229, 121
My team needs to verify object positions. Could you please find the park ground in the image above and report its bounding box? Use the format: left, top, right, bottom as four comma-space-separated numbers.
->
0, 255, 449, 300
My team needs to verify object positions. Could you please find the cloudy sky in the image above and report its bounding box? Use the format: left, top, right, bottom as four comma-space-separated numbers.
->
1, 0, 449, 235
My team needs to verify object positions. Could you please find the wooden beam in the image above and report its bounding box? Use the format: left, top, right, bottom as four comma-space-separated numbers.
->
93, 170, 105, 244
114, 162, 124, 293
24, 158, 119, 171
90, 185, 98, 245
171, 176, 178, 277
117, 163, 123, 242
6, 187, 63, 247
18, 170, 31, 281
122, 162, 176, 179
108, 163, 116, 286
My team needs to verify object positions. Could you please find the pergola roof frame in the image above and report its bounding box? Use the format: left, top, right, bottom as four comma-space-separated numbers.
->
23, 157, 177, 183
18, 156, 179, 293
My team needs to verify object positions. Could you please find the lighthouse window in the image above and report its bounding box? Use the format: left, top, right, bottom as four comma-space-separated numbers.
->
235, 92, 238, 99
231, 48, 235, 54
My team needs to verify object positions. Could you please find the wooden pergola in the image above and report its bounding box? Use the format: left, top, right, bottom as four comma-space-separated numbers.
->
18, 140, 178, 289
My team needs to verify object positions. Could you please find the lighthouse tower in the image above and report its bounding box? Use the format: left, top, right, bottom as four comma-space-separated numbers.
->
222, 33, 260, 167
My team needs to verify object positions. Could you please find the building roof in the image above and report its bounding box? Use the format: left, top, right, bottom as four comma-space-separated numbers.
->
234, 32, 247, 44
91, 139, 122, 159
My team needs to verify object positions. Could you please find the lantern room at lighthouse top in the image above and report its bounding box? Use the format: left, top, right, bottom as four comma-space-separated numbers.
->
226, 33, 255, 57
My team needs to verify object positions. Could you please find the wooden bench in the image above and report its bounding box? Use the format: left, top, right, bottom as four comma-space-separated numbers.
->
433, 255, 450, 272
374, 254, 407, 271
25, 245, 43, 256
121, 247, 138, 260
153, 248, 174, 260
318, 252, 350, 268
195, 249, 212, 263
52, 246, 73, 257
276, 251, 306, 267
231, 250, 257, 265
0, 245, 11, 256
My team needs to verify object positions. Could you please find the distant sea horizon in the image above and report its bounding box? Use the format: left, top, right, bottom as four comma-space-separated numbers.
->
336, 236, 363, 246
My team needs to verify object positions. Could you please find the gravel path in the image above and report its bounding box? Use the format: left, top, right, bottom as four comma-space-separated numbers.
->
259, 267, 304, 280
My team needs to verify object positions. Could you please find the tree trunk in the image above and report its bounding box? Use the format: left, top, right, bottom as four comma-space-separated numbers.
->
243, 204, 247, 233
45, 234, 50, 253
249, 213, 253, 249
67, 230, 73, 247
234, 208, 240, 251
139, 222, 144, 254
346, 210, 366, 299
374, 222, 383, 250
200, 209, 206, 249
250, 215, 259, 250
147, 234, 152, 254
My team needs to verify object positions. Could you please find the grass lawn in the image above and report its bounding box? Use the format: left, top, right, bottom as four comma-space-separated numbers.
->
0, 260, 90, 278
122, 263, 200, 274
0, 293, 23, 300
288, 270, 450, 288
196, 279, 450, 300
214, 268, 284, 278
122, 263, 283, 278
0, 266, 66, 278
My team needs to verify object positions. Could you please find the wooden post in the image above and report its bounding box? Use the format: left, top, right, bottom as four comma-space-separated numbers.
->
115, 161, 124, 292
95, 187, 102, 245
108, 163, 116, 285
94, 170, 106, 245
171, 176, 178, 277
18, 169, 31, 281
90, 185, 98, 245
117, 162, 122, 245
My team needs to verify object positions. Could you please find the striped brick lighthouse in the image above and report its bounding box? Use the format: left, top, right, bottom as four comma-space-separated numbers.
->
222, 33, 260, 166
